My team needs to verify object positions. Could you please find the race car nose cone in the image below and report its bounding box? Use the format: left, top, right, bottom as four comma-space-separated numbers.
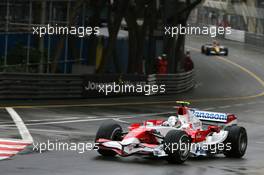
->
121, 138, 140, 145
215, 47, 220, 53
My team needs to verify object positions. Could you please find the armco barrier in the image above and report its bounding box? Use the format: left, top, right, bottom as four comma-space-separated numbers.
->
148, 70, 195, 94
245, 32, 264, 47
0, 71, 195, 99
0, 73, 83, 99
82, 74, 147, 97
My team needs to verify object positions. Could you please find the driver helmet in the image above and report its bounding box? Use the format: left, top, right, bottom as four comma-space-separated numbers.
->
167, 116, 179, 127
162, 54, 167, 59
213, 40, 217, 45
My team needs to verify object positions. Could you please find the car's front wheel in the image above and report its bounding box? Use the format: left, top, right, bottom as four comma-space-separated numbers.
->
224, 48, 228, 56
201, 46, 205, 53
95, 121, 123, 156
224, 126, 247, 158
163, 130, 190, 164
206, 48, 211, 55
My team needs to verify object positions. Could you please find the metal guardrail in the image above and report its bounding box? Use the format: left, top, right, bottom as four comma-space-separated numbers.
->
148, 70, 195, 94
0, 71, 195, 99
245, 32, 264, 47
0, 73, 83, 99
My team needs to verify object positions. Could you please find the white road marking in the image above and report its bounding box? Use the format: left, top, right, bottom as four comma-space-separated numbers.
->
0, 117, 84, 124
113, 118, 130, 124
0, 144, 26, 149
247, 102, 257, 105
27, 128, 89, 135
0, 150, 19, 154
256, 141, 264, 144
218, 105, 231, 109
202, 107, 216, 111
0, 116, 96, 125
5, 107, 33, 142
0, 111, 176, 127
28, 117, 82, 122
0, 121, 13, 124
1, 118, 112, 127
0, 138, 32, 144
234, 103, 244, 107
0, 126, 89, 135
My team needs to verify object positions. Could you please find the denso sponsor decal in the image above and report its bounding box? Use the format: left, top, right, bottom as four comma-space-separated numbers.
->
192, 110, 227, 122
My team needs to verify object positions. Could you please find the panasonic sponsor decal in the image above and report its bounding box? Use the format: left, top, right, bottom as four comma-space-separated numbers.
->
192, 110, 227, 122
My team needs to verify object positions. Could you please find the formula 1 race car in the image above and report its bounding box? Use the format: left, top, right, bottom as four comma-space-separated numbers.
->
95, 101, 247, 164
201, 41, 228, 56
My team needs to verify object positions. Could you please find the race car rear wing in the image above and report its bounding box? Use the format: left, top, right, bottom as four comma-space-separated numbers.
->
190, 109, 237, 126
173, 105, 237, 126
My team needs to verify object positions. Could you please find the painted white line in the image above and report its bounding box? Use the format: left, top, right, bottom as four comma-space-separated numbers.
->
247, 102, 257, 105
5, 107, 33, 142
0, 138, 32, 144
113, 118, 130, 124
234, 103, 245, 107
256, 141, 264, 144
202, 107, 216, 111
1, 118, 111, 127
0, 117, 81, 124
0, 111, 176, 127
218, 105, 231, 109
0, 121, 13, 124
0, 126, 89, 135
28, 117, 82, 122
0, 116, 96, 125
0, 144, 26, 149
0, 156, 10, 160
0, 150, 19, 154
28, 128, 89, 135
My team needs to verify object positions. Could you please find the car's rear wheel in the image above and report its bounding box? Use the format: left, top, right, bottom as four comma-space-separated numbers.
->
164, 130, 190, 164
224, 48, 228, 56
206, 48, 211, 55
224, 126, 247, 158
95, 121, 123, 156
201, 46, 205, 53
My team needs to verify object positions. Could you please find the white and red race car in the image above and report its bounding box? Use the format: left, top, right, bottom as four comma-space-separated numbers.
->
95, 101, 247, 164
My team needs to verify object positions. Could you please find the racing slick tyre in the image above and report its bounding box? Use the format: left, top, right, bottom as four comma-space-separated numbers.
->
224, 126, 247, 158
201, 46, 204, 54
95, 121, 123, 156
224, 48, 228, 56
164, 130, 190, 164
206, 48, 211, 56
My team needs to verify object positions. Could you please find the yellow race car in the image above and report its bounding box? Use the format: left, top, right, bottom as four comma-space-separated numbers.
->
201, 41, 228, 56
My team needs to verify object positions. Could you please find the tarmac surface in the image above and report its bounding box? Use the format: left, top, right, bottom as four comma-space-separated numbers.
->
0, 35, 264, 175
